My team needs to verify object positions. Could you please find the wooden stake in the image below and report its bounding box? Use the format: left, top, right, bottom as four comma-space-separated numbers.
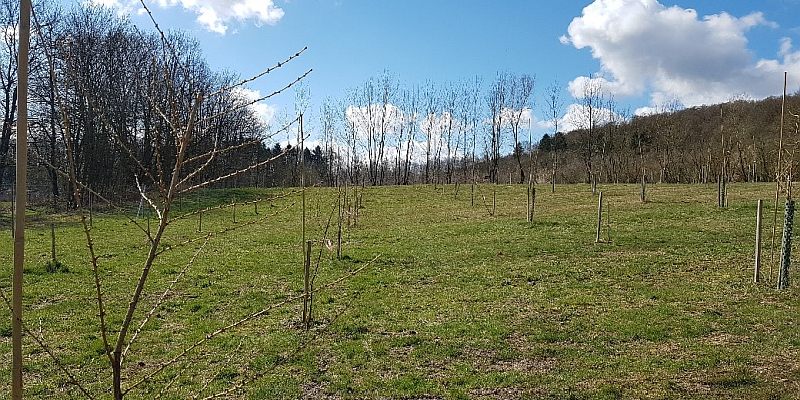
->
595, 191, 603, 243
471, 182, 475, 207
492, 185, 496, 216
605, 199, 611, 242
51, 223, 56, 264
300, 113, 306, 244
89, 191, 93, 227
641, 174, 646, 203
337, 187, 342, 260
303, 240, 311, 328
755, 199, 763, 283
10, 184, 14, 238
778, 200, 794, 289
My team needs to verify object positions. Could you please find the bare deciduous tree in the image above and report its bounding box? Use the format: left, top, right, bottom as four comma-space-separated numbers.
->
23, 3, 319, 398
570, 76, 605, 185
506, 74, 535, 184
486, 72, 509, 183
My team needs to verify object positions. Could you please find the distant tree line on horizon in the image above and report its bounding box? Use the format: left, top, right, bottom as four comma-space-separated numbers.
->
308, 72, 800, 189
3, 1, 800, 209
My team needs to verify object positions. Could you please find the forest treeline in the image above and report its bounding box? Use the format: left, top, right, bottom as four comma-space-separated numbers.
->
4, 1, 800, 208
537, 94, 800, 186
1, 1, 287, 206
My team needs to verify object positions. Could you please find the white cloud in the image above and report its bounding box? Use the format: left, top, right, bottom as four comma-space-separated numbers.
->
634, 106, 659, 117
483, 108, 538, 130
562, 0, 800, 107
85, 0, 138, 15
234, 87, 277, 126
89, 0, 284, 35
561, 102, 626, 132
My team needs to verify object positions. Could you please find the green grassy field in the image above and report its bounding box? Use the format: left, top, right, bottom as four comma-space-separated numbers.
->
1, 183, 799, 399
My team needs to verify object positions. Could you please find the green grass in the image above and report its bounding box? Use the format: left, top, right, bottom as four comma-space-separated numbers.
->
1, 183, 800, 399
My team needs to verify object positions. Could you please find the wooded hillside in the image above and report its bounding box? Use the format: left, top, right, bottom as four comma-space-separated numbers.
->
533, 94, 800, 185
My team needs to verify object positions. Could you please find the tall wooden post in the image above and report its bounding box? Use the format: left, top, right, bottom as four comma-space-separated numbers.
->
300, 113, 306, 245
770, 72, 789, 280
719, 105, 726, 208
13, 1, 31, 398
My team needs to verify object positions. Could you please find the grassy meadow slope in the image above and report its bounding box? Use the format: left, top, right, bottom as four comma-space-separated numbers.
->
0, 183, 798, 399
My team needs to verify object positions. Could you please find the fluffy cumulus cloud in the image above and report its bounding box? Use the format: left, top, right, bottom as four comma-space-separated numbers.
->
88, 0, 284, 35
561, 0, 800, 107
233, 87, 277, 126
86, 0, 138, 15
559, 103, 624, 133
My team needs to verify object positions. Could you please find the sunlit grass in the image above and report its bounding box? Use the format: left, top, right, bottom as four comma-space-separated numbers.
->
1, 182, 798, 399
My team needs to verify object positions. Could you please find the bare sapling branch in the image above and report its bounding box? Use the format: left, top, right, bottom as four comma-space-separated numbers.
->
0, 288, 95, 399
33, 2, 320, 397
178, 115, 301, 189
123, 254, 381, 395
180, 144, 302, 194
136, 175, 163, 225
114, 92, 204, 366
122, 234, 213, 363
203, 69, 313, 122
205, 46, 309, 100
61, 88, 115, 367
28, 153, 158, 238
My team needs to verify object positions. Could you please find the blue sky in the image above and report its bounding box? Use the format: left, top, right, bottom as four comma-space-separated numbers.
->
65, 0, 800, 142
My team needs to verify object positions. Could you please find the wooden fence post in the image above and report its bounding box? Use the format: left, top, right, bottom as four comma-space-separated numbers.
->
89, 191, 93, 227
754, 199, 763, 283
51, 223, 56, 264
778, 200, 794, 289
526, 185, 531, 222
303, 240, 312, 328
527, 186, 536, 223
10, 184, 14, 238
471, 182, 475, 207
596, 191, 603, 243
492, 185, 497, 216
641, 174, 646, 203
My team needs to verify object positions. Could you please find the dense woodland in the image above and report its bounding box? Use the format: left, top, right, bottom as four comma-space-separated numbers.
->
3, 2, 800, 207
